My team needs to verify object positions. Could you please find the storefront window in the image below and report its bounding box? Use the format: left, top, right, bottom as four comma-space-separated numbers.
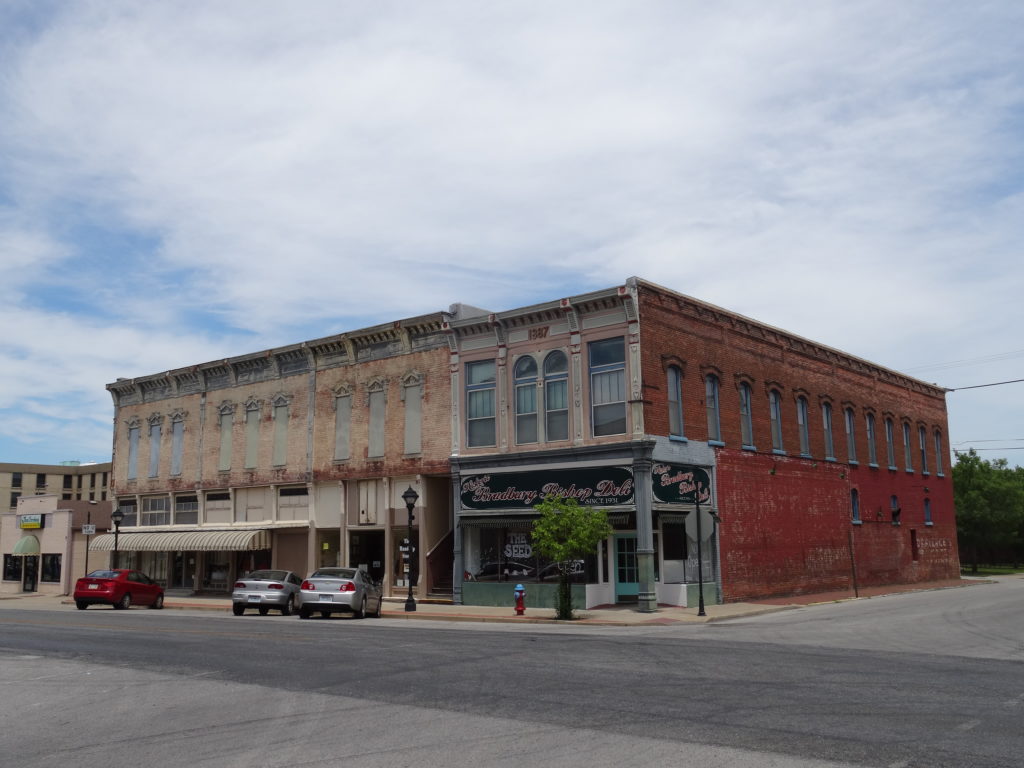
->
3, 555, 23, 581
464, 527, 595, 584
40, 554, 62, 583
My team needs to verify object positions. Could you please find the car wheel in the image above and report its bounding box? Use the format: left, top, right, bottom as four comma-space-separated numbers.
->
281, 594, 294, 616
149, 594, 164, 610
115, 593, 131, 610
258, 606, 269, 616
75, 600, 88, 610
371, 596, 382, 618
355, 596, 366, 619
299, 606, 311, 619
232, 604, 245, 616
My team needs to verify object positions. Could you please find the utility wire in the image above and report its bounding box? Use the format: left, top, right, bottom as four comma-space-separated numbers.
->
947, 377, 1024, 391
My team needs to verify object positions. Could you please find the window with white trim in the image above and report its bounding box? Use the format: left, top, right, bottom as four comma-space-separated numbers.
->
544, 351, 569, 442
934, 430, 944, 475
918, 425, 929, 474
466, 360, 497, 447
514, 356, 538, 444
903, 422, 913, 471
844, 407, 857, 463
885, 418, 896, 469
589, 337, 627, 437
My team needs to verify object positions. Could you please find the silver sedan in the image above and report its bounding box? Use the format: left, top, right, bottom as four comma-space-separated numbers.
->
297, 567, 383, 619
232, 570, 303, 616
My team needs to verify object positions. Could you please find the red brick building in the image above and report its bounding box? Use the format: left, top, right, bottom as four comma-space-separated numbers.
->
449, 279, 958, 608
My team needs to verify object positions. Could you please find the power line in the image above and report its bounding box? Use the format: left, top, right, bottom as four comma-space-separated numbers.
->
905, 348, 1024, 373
948, 377, 1024, 391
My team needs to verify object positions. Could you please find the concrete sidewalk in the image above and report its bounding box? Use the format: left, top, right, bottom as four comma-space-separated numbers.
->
1, 577, 986, 626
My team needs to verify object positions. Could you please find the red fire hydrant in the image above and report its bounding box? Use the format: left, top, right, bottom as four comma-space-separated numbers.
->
514, 584, 526, 616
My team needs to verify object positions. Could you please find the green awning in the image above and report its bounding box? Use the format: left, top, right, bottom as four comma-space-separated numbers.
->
12, 535, 40, 556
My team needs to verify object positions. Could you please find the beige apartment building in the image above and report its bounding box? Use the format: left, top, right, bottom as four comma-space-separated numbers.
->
2, 461, 111, 511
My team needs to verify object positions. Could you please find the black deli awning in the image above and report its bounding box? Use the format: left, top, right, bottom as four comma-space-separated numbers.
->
89, 529, 271, 552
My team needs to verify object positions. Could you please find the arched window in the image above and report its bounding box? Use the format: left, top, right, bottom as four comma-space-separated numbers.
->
919, 425, 929, 474
705, 375, 722, 443
934, 430, 944, 475
739, 382, 754, 447
822, 402, 835, 460
924, 498, 932, 524
885, 418, 896, 469
844, 407, 857, 463
851, 488, 860, 523
769, 390, 784, 452
902, 422, 913, 471
514, 356, 538, 444
796, 396, 810, 456
890, 495, 901, 525
543, 351, 569, 442
866, 413, 878, 466
667, 366, 684, 438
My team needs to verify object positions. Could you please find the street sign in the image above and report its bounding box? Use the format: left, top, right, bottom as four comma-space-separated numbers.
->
82, 524, 96, 535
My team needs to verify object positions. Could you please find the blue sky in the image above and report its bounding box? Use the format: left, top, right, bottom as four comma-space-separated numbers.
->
1, 1, 1022, 467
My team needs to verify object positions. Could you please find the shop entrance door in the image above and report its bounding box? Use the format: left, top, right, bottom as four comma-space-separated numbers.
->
170, 552, 196, 590
613, 535, 639, 602
22, 555, 38, 593
349, 531, 385, 585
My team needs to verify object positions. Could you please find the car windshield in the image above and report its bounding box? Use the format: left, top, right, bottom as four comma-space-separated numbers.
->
86, 570, 120, 578
245, 570, 288, 581
310, 568, 356, 579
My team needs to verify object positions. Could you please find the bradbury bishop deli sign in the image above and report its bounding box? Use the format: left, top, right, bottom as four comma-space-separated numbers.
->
651, 463, 712, 505
460, 468, 635, 511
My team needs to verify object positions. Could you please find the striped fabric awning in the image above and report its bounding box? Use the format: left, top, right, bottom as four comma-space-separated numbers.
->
89, 529, 271, 552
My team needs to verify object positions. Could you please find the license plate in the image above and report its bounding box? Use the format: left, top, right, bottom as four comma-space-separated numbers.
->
319, 594, 332, 602
88, 584, 98, 590
247, 595, 260, 602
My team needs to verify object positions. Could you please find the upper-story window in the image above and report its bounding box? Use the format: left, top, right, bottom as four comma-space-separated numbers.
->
170, 412, 185, 477
885, 418, 896, 469
589, 337, 626, 437
851, 488, 861, 523
918, 425, 929, 474
844, 407, 857, 464
768, 390, 784, 452
148, 415, 163, 478
127, 420, 141, 480
706, 375, 722, 443
544, 351, 569, 442
934, 430, 944, 476
796, 396, 810, 456
466, 360, 497, 447
822, 402, 835, 460
903, 422, 913, 471
866, 413, 878, 466
924, 498, 933, 524
514, 356, 538, 444
667, 366, 684, 438
739, 382, 754, 448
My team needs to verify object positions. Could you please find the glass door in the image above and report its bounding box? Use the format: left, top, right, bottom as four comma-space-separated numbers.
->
614, 535, 638, 602
22, 555, 38, 592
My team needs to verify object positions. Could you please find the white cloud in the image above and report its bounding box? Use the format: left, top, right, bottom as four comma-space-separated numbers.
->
0, 1, 1022, 463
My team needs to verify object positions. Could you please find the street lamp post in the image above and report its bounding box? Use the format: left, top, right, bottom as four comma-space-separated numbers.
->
85, 500, 96, 576
401, 486, 419, 613
695, 492, 706, 617
111, 507, 124, 569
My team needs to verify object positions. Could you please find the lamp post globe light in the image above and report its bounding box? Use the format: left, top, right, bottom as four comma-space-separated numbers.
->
401, 486, 419, 613
111, 507, 125, 569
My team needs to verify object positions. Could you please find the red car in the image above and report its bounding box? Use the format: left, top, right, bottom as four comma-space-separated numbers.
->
74, 569, 165, 610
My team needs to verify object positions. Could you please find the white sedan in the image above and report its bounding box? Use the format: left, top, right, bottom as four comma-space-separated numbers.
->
297, 567, 383, 619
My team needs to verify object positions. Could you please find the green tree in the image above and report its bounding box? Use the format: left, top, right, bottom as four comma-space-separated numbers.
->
953, 450, 1024, 572
531, 495, 612, 620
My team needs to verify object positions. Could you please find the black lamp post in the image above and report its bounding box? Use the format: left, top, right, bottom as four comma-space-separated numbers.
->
85, 500, 96, 576
401, 486, 418, 613
111, 507, 124, 569
695, 492, 706, 617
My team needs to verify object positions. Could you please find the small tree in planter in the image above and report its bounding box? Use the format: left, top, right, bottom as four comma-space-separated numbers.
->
532, 494, 612, 620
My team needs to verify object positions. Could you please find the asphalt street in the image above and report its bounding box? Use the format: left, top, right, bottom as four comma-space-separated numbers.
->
1, 576, 1021, 768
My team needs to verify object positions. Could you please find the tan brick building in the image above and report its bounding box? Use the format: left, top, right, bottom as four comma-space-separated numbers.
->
103, 310, 480, 598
